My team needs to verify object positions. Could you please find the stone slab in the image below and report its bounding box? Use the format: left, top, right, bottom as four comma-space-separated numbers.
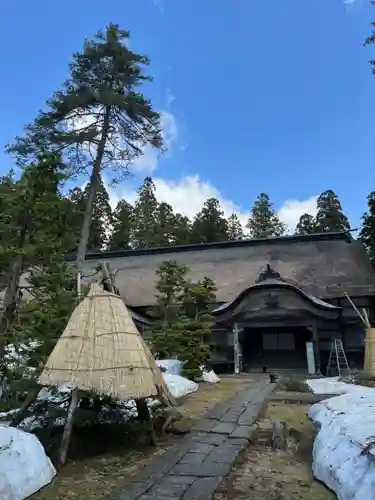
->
229, 424, 254, 440
114, 480, 154, 500
146, 475, 193, 498
171, 461, 232, 477
193, 419, 217, 432
179, 453, 207, 465
192, 433, 227, 447
139, 496, 179, 500
189, 442, 216, 454
210, 422, 237, 435
205, 403, 231, 420
237, 404, 263, 426
205, 445, 241, 464
182, 476, 223, 500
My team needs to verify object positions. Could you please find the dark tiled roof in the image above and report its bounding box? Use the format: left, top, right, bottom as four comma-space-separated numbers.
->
74, 232, 375, 306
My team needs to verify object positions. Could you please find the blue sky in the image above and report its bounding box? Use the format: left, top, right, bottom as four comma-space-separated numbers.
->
0, 0, 374, 231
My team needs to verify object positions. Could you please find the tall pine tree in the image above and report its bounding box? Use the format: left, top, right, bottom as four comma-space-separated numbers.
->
64, 176, 112, 251
109, 199, 134, 250
190, 198, 229, 243
246, 192, 286, 238
227, 213, 244, 240
154, 202, 176, 246
295, 213, 316, 235
314, 190, 350, 233
170, 213, 192, 245
7, 23, 163, 268
132, 177, 159, 248
85, 176, 112, 251
359, 191, 375, 264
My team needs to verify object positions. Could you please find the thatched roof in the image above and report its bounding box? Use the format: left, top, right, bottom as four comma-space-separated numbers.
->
38, 283, 173, 401
68, 232, 375, 307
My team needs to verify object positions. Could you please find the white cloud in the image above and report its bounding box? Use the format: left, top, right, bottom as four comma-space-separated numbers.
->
343, 0, 356, 4
278, 196, 318, 232
101, 102, 317, 234
166, 88, 176, 108
131, 111, 178, 174
107, 173, 318, 235
151, 0, 165, 13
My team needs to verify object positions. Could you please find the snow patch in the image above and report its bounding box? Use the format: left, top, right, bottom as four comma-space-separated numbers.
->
307, 376, 368, 396
0, 425, 56, 499
163, 374, 199, 399
156, 359, 183, 375
307, 378, 375, 500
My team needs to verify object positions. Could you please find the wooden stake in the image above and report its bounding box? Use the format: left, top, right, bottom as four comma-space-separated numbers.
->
344, 292, 367, 326
58, 271, 82, 466
59, 388, 79, 466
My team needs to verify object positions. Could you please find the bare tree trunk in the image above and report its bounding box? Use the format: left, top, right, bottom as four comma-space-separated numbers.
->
76, 107, 111, 269
59, 107, 111, 466
10, 384, 40, 427
0, 206, 29, 369
0, 255, 23, 361
59, 388, 79, 467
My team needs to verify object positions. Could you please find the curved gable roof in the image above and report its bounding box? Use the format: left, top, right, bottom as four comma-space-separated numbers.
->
212, 264, 341, 318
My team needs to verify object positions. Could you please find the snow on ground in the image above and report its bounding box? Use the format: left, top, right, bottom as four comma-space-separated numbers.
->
306, 377, 372, 396
156, 359, 220, 384
0, 425, 56, 500
307, 377, 375, 500
163, 373, 198, 399
0, 371, 199, 429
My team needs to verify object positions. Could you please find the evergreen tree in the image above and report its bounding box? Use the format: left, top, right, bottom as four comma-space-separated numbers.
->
0, 154, 70, 366
150, 261, 188, 359
150, 261, 216, 380
7, 23, 163, 268
64, 187, 86, 251
227, 213, 244, 240
364, 7, 375, 72
132, 177, 159, 248
170, 213, 192, 245
64, 177, 112, 251
180, 277, 216, 379
0, 171, 18, 274
5, 260, 83, 425
295, 213, 316, 235
314, 190, 350, 233
246, 192, 287, 238
359, 191, 375, 264
154, 202, 176, 246
109, 199, 134, 250
85, 175, 112, 251
190, 198, 229, 243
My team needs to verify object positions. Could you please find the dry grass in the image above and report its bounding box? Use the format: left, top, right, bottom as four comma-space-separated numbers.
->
342, 370, 375, 388
215, 402, 336, 500
277, 377, 312, 393
31, 375, 251, 500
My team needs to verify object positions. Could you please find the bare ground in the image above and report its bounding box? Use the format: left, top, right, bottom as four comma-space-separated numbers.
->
31, 375, 252, 500
215, 401, 336, 500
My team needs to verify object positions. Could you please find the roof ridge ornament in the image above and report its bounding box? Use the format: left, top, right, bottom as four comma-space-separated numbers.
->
255, 263, 282, 283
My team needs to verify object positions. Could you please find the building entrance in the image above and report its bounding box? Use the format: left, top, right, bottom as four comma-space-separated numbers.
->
241, 325, 312, 370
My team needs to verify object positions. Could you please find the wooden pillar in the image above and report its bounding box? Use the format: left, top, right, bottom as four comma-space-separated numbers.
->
312, 321, 321, 374
233, 322, 240, 374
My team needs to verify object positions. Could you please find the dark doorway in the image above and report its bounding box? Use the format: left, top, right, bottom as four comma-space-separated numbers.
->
241, 325, 312, 370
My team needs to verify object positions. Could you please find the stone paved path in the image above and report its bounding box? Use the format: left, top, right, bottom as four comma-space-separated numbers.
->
112, 376, 273, 500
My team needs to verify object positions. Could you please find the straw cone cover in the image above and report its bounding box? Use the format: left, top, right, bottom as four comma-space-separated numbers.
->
38, 282, 169, 401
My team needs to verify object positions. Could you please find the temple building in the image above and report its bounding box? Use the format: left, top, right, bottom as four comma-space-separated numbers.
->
70, 231, 375, 374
